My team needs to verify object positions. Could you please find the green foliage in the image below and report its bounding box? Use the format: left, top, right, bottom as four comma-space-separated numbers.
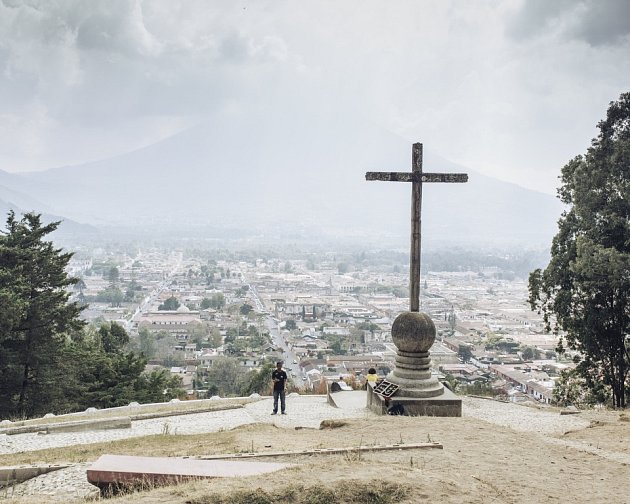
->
448, 310, 457, 330
285, 319, 297, 330
188, 322, 210, 343
0, 212, 186, 417
204, 357, 246, 396
222, 326, 269, 355
485, 338, 519, 353
356, 321, 379, 332
124, 287, 136, 303
57, 332, 184, 410
138, 327, 157, 359
459, 381, 493, 397
200, 293, 225, 310
458, 344, 473, 363
0, 212, 85, 417
392, 287, 408, 298
107, 266, 120, 284
423, 248, 549, 279
242, 362, 275, 395
95, 286, 124, 306
321, 334, 346, 355
208, 327, 222, 348
521, 346, 541, 361
240, 303, 253, 315
553, 368, 611, 407
235, 285, 249, 297
132, 368, 185, 403
98, 321, 130, 353
443, 373, 459, 392
529, 93, 630, 408
158, 296, 180, 311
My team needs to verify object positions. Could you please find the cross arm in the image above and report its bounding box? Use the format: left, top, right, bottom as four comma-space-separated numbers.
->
366, 172, 414, 182
365, 172, 468, 183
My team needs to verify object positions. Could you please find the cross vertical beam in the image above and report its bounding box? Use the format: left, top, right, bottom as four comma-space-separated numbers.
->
410, 143, 422, 312
365, 142, 468, 313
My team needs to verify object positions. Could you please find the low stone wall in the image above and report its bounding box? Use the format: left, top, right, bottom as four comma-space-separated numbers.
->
0, 464, 69, 487
1, 417, 132, 436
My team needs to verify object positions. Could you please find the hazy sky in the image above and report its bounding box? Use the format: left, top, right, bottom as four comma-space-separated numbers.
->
0, 0, 629, 194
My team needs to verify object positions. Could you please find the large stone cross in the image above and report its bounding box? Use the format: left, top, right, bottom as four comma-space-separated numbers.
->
366, 143, 468, 312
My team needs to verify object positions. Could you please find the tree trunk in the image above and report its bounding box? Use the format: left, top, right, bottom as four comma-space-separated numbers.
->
18, 361, 30, 414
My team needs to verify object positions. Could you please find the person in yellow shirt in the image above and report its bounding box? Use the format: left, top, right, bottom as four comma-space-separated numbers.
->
365, 368, 378, 388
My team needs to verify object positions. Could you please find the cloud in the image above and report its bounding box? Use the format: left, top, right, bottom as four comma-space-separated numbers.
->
0, 0, 628, 196
0, 1, 300, 134
508, 0, 630, 46
76, 0, 163, 57
570, 0, 630, 46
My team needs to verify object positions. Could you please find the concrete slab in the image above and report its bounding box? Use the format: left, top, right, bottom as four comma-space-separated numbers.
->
327, 390, 369, 411
86, 454, 291, 490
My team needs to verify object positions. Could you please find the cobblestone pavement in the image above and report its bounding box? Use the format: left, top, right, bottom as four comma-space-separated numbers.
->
461, 396, 591, 434
0, 395, 370, 456
0, 395, 612, 500
0, 463, 96, 501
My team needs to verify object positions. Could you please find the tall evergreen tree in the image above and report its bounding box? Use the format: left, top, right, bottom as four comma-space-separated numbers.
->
0, 212, 85, 417
529, 93, 630, 408
98, 321, 130, 353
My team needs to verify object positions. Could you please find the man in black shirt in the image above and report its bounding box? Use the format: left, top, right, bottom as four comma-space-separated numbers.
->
271, 360, 288, 415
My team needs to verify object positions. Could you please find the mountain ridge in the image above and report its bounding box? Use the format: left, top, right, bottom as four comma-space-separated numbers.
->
0, 110, 564, 247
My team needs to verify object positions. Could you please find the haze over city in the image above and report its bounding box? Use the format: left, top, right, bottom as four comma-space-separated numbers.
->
1, 0, 628, 249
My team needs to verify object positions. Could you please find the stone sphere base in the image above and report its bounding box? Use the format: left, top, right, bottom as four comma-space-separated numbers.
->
388, 311, 444, 398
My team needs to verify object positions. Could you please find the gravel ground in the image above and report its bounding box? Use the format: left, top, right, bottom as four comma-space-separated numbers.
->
0, 394, 369, 456
0, 395, 600, 501
461, 396, 591, 434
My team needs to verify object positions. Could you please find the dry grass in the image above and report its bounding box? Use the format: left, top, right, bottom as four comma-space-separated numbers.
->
185, 480, 410, 504
0, 426, 261, 466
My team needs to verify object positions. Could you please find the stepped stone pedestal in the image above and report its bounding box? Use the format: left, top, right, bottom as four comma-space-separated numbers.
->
367, 311, 461, 417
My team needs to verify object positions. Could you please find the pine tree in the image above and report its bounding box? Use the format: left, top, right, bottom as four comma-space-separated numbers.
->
0, 212, 85, 417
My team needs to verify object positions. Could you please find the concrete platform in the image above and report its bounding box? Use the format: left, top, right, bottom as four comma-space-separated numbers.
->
86, 454, 291, 491
367, 385, 462, 417
327, 390, 369, 411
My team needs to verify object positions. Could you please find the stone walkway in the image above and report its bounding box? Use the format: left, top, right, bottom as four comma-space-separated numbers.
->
0, 394, 370, 456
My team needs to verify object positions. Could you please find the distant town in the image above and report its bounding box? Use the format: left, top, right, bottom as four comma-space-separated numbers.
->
67, 245, 570, 405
